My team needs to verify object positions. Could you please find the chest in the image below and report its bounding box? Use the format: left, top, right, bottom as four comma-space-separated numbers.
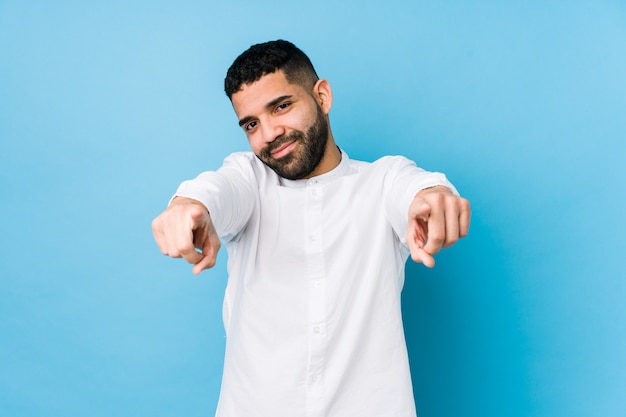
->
255, 176, 388, 258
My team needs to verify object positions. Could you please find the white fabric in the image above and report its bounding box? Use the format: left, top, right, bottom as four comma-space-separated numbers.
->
175, 150, 457, 417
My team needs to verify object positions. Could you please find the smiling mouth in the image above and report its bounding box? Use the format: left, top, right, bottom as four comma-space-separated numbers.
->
270, 140, 297, 159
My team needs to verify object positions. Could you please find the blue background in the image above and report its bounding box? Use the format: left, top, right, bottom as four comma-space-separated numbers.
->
1, 1, 625, 416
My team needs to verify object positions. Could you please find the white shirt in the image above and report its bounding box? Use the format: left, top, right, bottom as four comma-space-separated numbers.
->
175, 151, 457, 417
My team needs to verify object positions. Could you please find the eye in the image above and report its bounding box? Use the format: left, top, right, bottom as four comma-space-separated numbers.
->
245, 121, 258, 131
275, 102, 291, 112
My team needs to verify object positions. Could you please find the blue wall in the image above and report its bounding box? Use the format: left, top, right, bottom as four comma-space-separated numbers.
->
1, 1, 624, 416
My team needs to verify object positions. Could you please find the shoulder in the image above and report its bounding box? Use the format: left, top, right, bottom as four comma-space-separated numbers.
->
372, 155, 417, 168
348, 155, 420, 175
220, 152, 265, 173
220, 151, 280, 185
221, 151, 256, 166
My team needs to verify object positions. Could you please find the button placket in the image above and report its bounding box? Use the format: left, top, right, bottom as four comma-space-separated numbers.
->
304, 180, 326, 416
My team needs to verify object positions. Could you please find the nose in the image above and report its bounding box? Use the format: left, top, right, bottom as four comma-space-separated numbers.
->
260, 119, 286, 144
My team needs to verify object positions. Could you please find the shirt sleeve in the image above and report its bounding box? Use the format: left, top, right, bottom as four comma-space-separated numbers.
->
173, 152, 258, 240
382, 156, 459, 248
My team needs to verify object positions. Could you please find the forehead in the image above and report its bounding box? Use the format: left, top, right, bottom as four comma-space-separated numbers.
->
231, 71, 308, 117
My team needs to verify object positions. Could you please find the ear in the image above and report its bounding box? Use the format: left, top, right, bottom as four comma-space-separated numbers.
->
312, 79, 333, 114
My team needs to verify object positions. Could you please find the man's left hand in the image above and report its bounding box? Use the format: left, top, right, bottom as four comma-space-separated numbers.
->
406, 186, 471, 267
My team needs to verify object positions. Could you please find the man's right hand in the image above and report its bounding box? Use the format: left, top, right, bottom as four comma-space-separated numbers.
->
151, 197, 221, 275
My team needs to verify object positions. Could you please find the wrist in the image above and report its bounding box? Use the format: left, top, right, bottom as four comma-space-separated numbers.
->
169, 196, 208, 211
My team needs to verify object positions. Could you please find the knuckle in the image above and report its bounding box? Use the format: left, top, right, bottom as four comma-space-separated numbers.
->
178, 246, 195, 258
169, 249, 182, 258
429, 231, 445, 244
443, 195, 459, 211
151, 217, 162, 233
426, 192, 443, 206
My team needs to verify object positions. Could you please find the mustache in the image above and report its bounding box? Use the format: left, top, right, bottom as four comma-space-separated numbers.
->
262, 131, 304, 157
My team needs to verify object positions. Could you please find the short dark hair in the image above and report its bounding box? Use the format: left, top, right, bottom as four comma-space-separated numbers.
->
224, 40, 319, 100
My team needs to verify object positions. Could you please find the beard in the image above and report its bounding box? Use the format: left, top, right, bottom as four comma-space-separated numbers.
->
256, 105, 329, 180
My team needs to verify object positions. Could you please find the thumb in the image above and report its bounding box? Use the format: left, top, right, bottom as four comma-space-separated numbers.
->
190, 208, 221, 274
406, 217, 435, 268
407, 198, 434, 268
191, 229, 221, 275
188, 205, 209, 229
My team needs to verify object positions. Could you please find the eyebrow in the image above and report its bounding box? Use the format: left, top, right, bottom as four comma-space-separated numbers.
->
238, 95, 293, 127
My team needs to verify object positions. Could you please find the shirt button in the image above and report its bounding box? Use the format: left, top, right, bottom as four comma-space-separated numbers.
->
313, 326, 321, 333
311, 189, 318, 196
313, 280, 321, 288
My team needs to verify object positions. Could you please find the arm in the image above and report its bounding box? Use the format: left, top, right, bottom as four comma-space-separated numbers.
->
406, 185, 471, 267
152, 197, 221, 275
152, 153, 258, 274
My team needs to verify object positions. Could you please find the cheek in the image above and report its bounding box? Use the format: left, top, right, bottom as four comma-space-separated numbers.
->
285, 108, 315, 133
247, 134, 265, 154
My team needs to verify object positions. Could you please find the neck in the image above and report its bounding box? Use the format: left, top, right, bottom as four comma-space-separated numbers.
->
303, 134, 341, 178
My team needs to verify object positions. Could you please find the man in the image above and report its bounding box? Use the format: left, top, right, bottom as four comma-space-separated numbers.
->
152, 40, 470, 417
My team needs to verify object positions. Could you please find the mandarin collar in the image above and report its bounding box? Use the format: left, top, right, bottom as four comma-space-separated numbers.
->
278, 148, 350, 188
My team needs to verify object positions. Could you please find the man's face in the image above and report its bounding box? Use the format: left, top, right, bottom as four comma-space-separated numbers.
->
231, 71, 330, 180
